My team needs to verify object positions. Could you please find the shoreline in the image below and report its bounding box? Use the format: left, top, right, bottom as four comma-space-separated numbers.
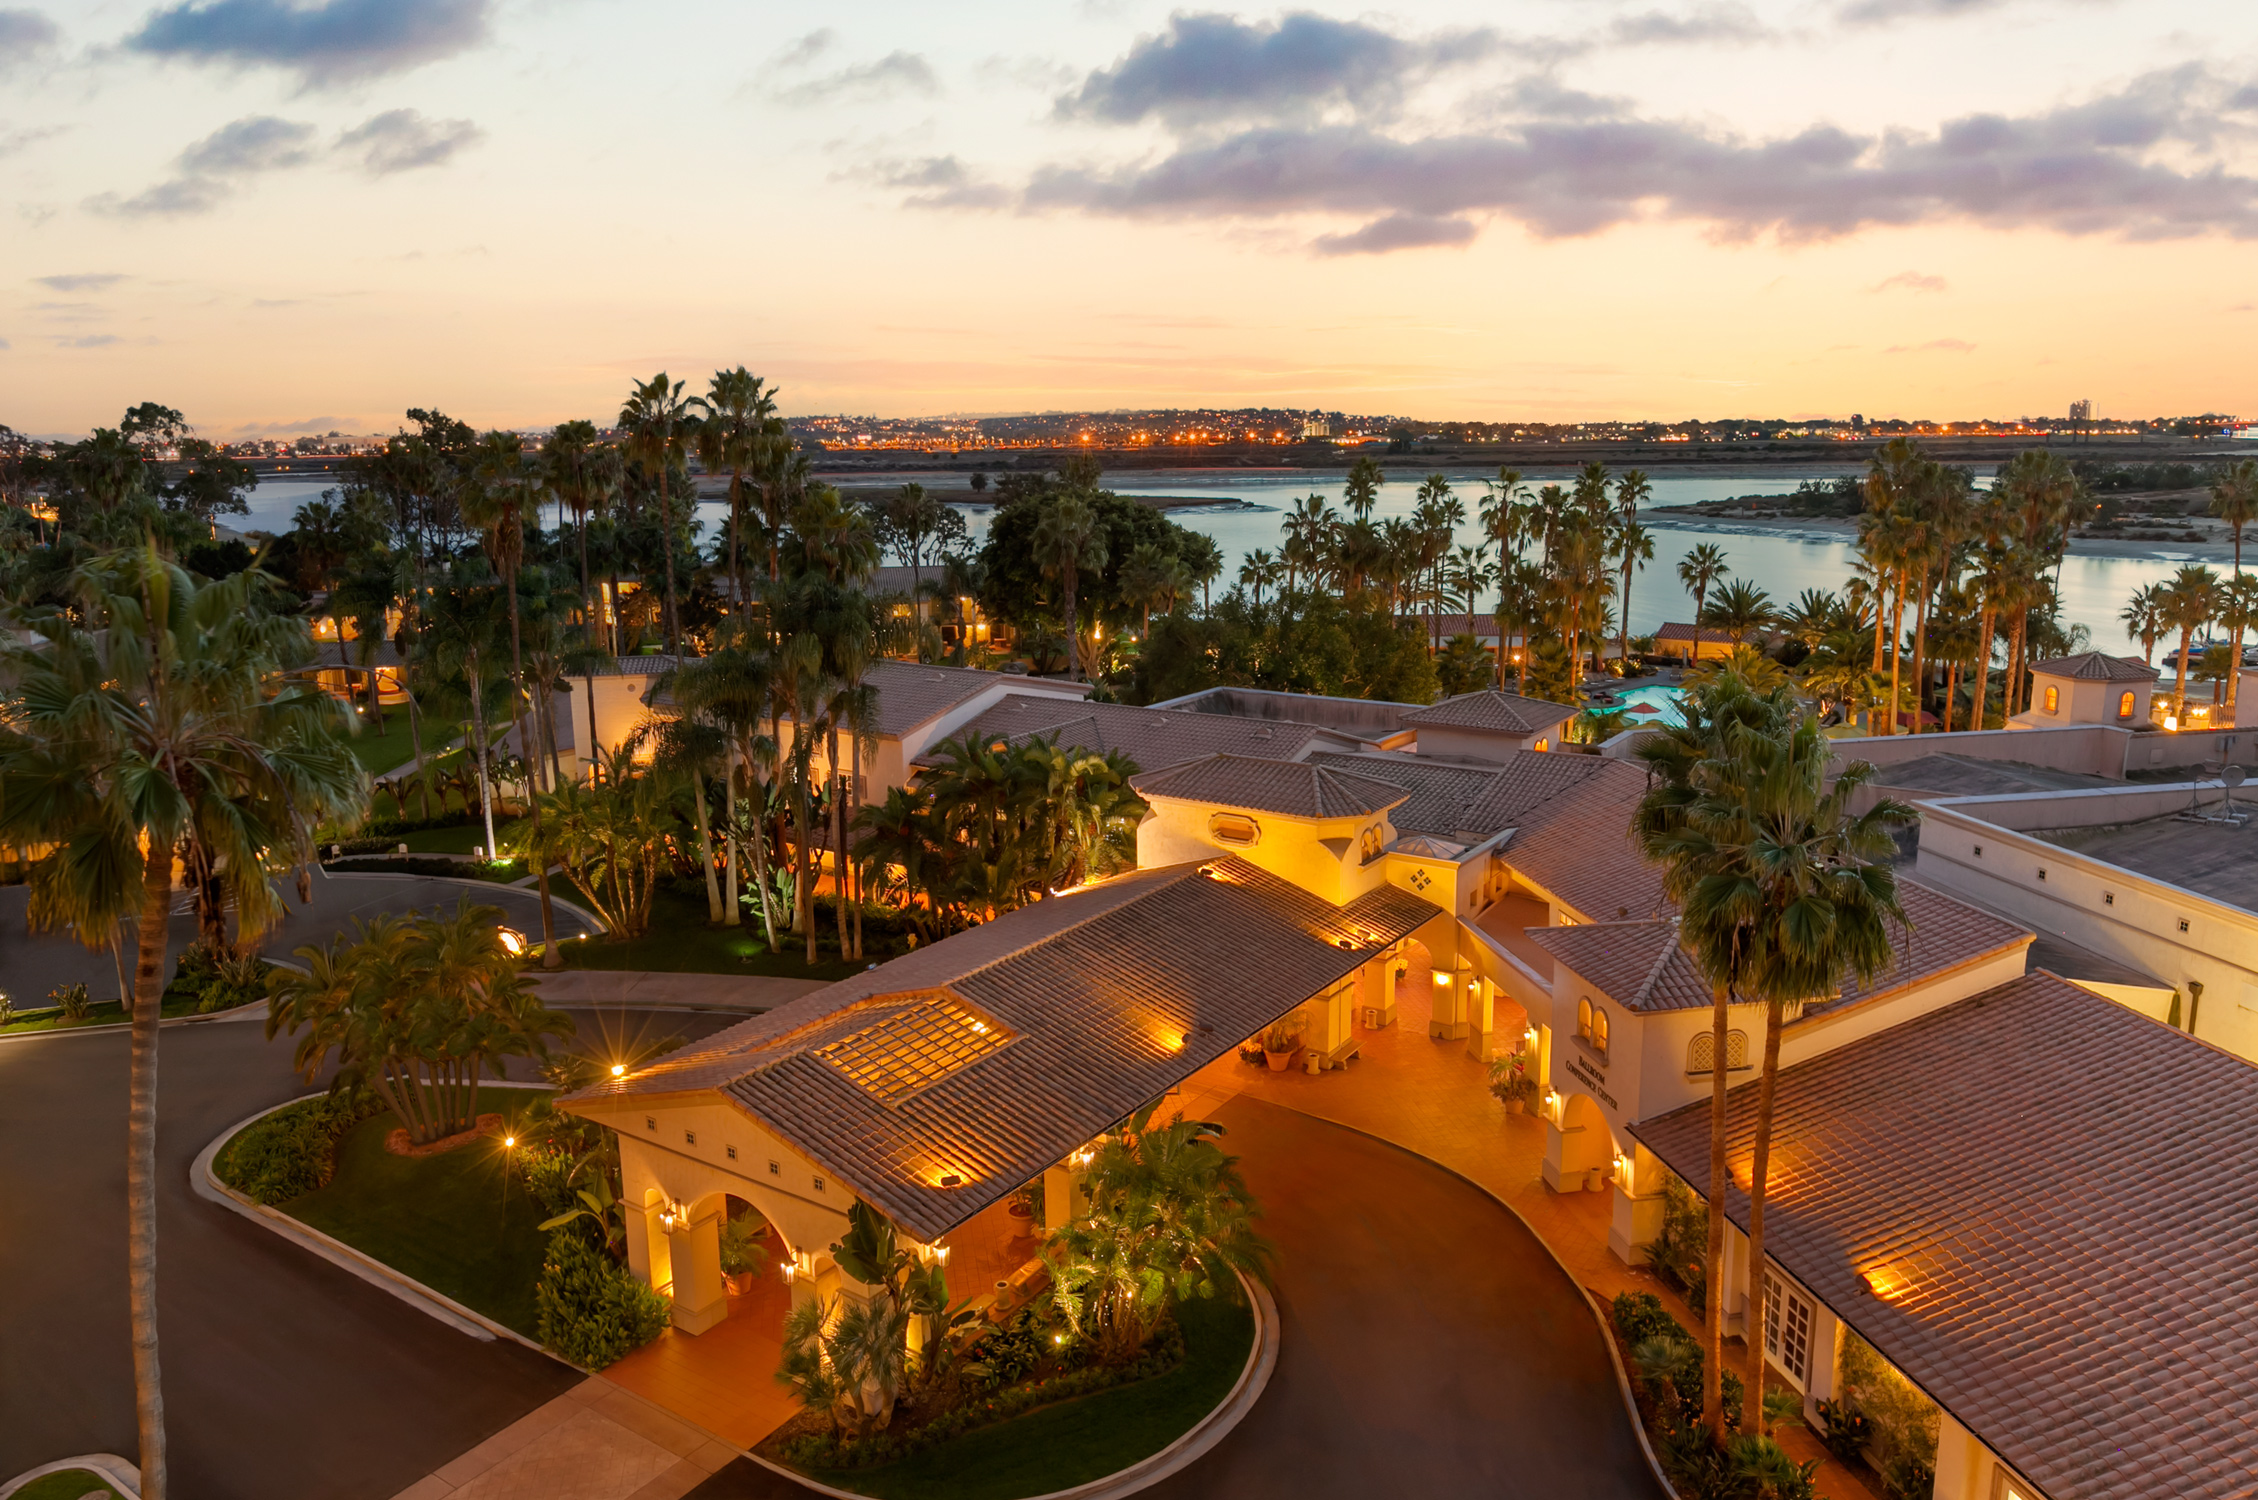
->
1644, 505, 2239, 565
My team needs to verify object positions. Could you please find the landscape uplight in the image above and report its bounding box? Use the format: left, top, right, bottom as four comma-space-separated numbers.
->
611, 1063, 626, 1077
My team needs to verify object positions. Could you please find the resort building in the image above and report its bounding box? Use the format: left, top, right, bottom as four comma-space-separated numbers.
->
2004, 651, 2157, 730
1651, 623, 1740, 661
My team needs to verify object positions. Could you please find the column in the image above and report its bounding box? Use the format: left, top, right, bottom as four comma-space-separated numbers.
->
1378, 954, 1400, 1028
1464, 975, 1497, 1061
1041, 1164, 1078, 1232
1607, 1142, 1667, 1265
667, 1200, 729, 1335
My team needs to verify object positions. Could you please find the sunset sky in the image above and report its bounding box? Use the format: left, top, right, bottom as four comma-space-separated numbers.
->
3, 0, 2255, 437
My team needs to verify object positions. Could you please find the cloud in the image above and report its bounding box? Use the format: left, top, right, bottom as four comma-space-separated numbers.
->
1008, 66, 2258, 248
336, 109, 481, 174
1840, 0, 2008, 22
771, 29, 833, 69
1884, 338, 1976, 352
0, 124, 67, 159
55, 334, 121, 348
34, 272, 127, 291
1312, 211, 1478, 255
0, 8, 61, 69
1871, 271, 1949, 292
775, 50, 938, 105
1605, 6, 1770, 46
878, 155, 1009, 210
1057, 12, 1494, 126
179, 114, 317, 174
123, 0, 490, 87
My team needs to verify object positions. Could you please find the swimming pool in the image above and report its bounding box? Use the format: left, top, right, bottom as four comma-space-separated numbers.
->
1599, 683, 1687, 727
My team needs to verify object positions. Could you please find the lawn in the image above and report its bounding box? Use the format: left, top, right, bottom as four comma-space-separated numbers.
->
281, 1086, 554, 1338
10, 1471, 125, 1500
398, 821, 493, 855
343, 713, 425, 776
552, 881, 865, 982
807, 1296, 1257, 1500
0, 991, 259, 1036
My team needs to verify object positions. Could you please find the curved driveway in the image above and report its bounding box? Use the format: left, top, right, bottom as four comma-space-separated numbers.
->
687, 1094, 1662, 1499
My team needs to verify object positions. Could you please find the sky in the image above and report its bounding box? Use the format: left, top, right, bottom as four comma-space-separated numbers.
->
2, 0, 2256, 438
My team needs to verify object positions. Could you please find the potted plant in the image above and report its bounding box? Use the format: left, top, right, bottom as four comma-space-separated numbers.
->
1488, 1051, 1538, 1114
719, 1211, 767, 1296
1007, 1180, 1043, 1222
1261, 1020, 1303, 1071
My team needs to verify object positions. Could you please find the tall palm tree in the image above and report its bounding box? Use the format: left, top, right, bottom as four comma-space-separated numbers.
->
2121, 583, 2165, 667
1238, 548, 1281, 609
1612, 501, 1654, 672
1655, 705, 1912, 1435
1701, 579, 1776, 646
1677, 543, 1730, 628
1632, 671, 1795, 1443
1032, 493, 1107, 680
0, 547, 363, 1500
1342, 455, 1385, 523
618, 373, 701, 654
1994, 449, 2079, 716
2209, 458, 2258, 718
698, 367, 778, 617
2162, 564, 2223, 723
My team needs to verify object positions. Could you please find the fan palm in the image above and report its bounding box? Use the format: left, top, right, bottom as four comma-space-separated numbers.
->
1700, 579, 1776, 646
617, 373, 701, 653
1676, 543, 1730, 627
698, 367, 778, 613
0, 546, 363, 1500
2210, 459, 2258, 717
2161, 564, 2223, 722
1031, 493, 1108, 680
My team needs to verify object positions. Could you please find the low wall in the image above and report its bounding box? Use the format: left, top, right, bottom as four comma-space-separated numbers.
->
2123, 725, 2258, 774
1828, 724, 2128, 778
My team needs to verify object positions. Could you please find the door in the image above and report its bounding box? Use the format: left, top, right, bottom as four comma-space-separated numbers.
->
1763, 1270, 1815, 1388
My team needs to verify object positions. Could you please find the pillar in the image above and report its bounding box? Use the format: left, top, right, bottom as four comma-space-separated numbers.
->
667, 1199, 729, 1335
1465, 976, 1497, 1061
1041, 1164, 1078, 1233
1377, 954, 1400, 1028
1607, 1142, 1667, 1265
1430, 955, 1472, 1040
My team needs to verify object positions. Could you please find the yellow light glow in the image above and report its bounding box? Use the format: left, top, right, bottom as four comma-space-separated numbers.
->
504, 1135, 516, 1148
610, 1063, 626, 1077
1861, 1265, 1910, 1300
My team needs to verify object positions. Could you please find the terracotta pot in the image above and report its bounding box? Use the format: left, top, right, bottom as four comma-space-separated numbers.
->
1506, 1099, 1525, 1115
1007, 1201, 1033, 1219
1264, 1047, 1297, 1072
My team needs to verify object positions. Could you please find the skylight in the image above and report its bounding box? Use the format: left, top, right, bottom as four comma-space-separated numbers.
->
817, 994, 1012, 1104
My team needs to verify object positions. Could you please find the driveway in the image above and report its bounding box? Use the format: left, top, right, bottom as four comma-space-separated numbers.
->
0, 872, 598, 1006
0, 1000, 739, 1497
684, 1094, 1662, 1499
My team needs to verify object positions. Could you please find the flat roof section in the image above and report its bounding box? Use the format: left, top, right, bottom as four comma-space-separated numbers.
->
2037, 808, 2258, 913
1872, 752, 2121, 799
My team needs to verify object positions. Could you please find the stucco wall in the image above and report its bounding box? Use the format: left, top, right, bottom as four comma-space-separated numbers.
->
1135, 795, 1391, 904
1829, 724, 2129, 778
1413, 723, 1563, 763
596, 1098, 855, 1259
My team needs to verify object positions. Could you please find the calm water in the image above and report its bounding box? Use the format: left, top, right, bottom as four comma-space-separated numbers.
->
237, 465, 2194, 652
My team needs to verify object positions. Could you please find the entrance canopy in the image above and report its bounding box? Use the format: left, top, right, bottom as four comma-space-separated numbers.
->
565, 857, 1436, 1241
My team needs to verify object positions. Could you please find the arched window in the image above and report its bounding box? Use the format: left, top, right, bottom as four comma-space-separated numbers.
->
2118, 690, 2135, 720
1533, 738, 1551, 753
1576, 997, 1594, 1043
2044, 685, 2060, 714
1591, 1006, 1609, 1060
1687, 1030, 1751, 1074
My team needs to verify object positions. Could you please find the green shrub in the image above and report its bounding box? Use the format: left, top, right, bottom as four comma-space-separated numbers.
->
719, 1211, 768, 1277
164, 945, 272, 1014
49, 982, 91, 1020
218, 1094, 382, 1204
1612, 1291, 1677, 1347
535, 1229, 668, 1368
516, 1144, 580, 1219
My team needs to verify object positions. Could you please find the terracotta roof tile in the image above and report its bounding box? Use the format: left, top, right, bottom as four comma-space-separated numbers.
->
567, 856, 1437, 1241
927, 694, 1353, 775
1130, 755, 1410, 819
1629, 971, 2258, 1500
1306, 750, 1613, 839
1655, 623, 1739, 644
1525, 881, 2031, 1013
1402, 690, 1579, 735
2029, 651, 2160, 683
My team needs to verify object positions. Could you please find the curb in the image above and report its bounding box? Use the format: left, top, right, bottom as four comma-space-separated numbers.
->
0, 1454, 142, 1499
1231, 1098, 1680, 1500
309, 865, 610, 938
192, 1085, 559, 1354
744, 1270, 1279, 1500
0, 997, 272, 1047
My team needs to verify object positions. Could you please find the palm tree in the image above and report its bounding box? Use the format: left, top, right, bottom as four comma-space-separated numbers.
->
1993, 449, 2079, 715
1662, 710, 1913, 1433
1612, 496, 1654, 671
1032, 493, 1107, 680
1701, 579, 1776, 646
2210, 458, 2258, 718
2162, 564, 2223, 723
1237, 548, 1282, 609
1281, 493, 1336, 595
2122, 583, 2165, 667
0, 547, 363, 1500
617, 373, 701, 654
1177, 530, 1224, 612
698, 367, 778, 615
542, 420, 618, 641
1631, 671, 1796, 1444
1342, 455, 1386, 523
1677, 543, 1730, 627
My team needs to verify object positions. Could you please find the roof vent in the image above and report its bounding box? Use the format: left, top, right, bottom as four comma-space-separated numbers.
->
1254, 727, 1273, 739
939, 1174, 964, 1188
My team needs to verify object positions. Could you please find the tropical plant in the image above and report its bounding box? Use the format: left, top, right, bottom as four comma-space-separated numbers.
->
517, 748, 681, 937
1031, 492, 1108, 679
0, 546, 364, 1500
1041, 1108, 1271, 1366
1677, 544, 1730, 626
1700, 579, 1777, 645
267, 899, 575, 1146
536, 1229, 669, 1368
617, 372, 701, 653
2160, 563, 2222, 722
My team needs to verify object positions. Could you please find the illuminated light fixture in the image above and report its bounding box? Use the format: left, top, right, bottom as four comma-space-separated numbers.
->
611, 1063, 627, 1078
2164, 715, 2180, 731
1861, 1265, 1910, 1300
1432, 972, 1451, 988
497, 928, 526, 957
939, 1173, 964, 1188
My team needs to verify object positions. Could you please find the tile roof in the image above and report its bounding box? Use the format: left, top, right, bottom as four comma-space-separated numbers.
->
862, 660, 1087, 739
1655, 623, 1739, 644
1402, 690, 1579, 735
565, 857, 1438, 1241
1498, 757, 1671, 921
1524, 880, 2031, 1014
1129, 755, 1410, 819
924, 693, 1353, 776
1306, 750, 1614, 840
2029, 650, 2159, 683
1629, 970, 2258, 1500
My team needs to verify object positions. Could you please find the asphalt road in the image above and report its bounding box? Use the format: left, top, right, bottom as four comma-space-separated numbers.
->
0, 1000, 737, 1498
686, 1095, 1662, 1500
0, 872, 598, 1008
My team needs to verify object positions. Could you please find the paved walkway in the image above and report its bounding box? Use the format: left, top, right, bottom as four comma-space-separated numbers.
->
390, 1377, 739, 1500
529, 972, 827, 1014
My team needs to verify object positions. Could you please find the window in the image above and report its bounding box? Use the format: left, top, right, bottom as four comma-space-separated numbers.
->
1687, 1030, 1750, 1074
1576, 998, 1609, 1061
2119, 690, 2136, 720
1533, 738, 1551, 753
684, 1130, 697, 1147
1360, 826, 1385, 865
1209, 813, 1260, 846
726, 1145, 738, 1161
2104, 892, 2115, 906
768, 1160, 782, 1177
1972, 844, 1983, 857
2044, 685, 2060, 714
645, 1116, 656, 1131
1993, 1467, 2041, 1500
1764, 1271, 1815, 1387
813, 1176, 826, 1193
2037, 868, 2047, 882
2179, 918, 2191, 933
